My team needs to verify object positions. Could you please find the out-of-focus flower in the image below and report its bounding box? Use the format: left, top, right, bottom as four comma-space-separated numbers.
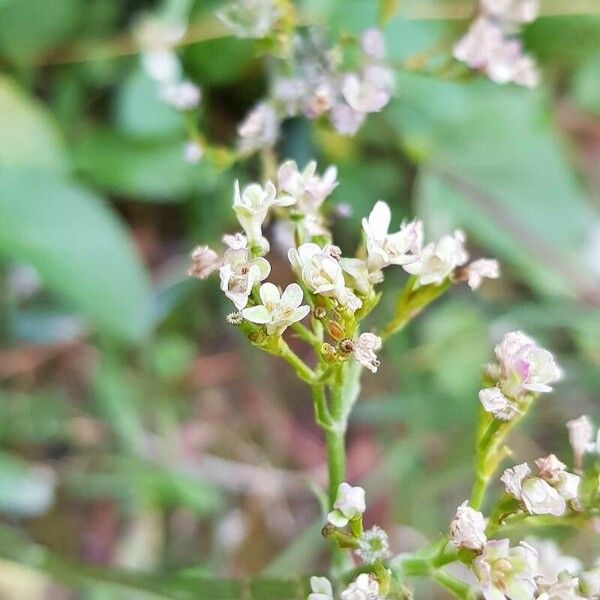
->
473, 539, 537, 600
341, 67, 394, 114
160, 80, 201, 110
465, 258, 500, 290
307, 576, 334, 600
566, 415, 594, 471
219, 248, 271, 309
341, 573, 381, 600
183, 141, 203, 164
352, 333, 382, 373
404, 230, 468, 286
450, 501, 487, 551
327, 482, 366, 527
233, 181, 294, 246
362, 201, 422, 273
525, 538, 582, 583
241, 283, 310, 335
361, 28, 386, 61
480, 0, 539, 24
355, 526, 390, 563
330, 102, 367, 135
189, 245, 221, 279
217, 0, 280, 38
237, 102, 280, 154
142, 50, 182, 84
580, 567, 600, 598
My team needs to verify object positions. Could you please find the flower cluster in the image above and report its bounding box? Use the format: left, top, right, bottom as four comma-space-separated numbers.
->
479, 331, 562, 420
453, 0, 540, 87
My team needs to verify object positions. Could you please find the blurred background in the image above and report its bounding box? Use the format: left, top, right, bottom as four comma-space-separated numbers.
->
0, 0, 599, 598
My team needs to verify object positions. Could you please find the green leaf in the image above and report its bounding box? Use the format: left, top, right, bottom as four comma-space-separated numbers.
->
0, 76, 69, 174
74, 131, 220, 201
0, 169, 151, 343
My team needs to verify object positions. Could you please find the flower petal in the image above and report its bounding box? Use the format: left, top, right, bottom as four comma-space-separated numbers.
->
241, 305, 271, 324
259, 282, 280, 305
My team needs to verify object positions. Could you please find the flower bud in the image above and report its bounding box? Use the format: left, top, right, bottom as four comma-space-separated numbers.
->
327, 321, 345, 341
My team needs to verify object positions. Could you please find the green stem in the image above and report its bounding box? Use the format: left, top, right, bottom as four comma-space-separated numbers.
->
326, 428, 346, 507
277, 340, 316, 383
291, 322, 322, 348
431, 569, 472, 599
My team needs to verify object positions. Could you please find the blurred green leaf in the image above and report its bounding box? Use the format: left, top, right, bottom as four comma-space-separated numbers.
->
0, 169, 151, 343
0, 77, 69, 173
0, 453, 55, 517
572, 51, 600, 114
74, 131, 220, 201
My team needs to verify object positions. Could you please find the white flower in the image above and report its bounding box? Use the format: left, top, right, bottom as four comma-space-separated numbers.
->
183, 141, 203, 164
223, 232, 248, 250
553, 471, 580, 502
355, 526, 390, 562
566, 415, 594, 470
307, 576, 334, 600
189, 245, 221, 279
580, 567, 600, 598
525, 538, 582, 583
480, 0, 539, 24
362, 201, 422, 273
352, 333, 382, 373
404, 230, 469, 286
473, 539, 537, 600
450, 501, 487, 551
237, 102, 280, 153
160, 80, 201, 110
233, 180, 294, 245
501, 462, 532, 498
330, 102, 366, 135
340, 573, 381, 600
361, 28, 386, 61
536, 575, 583, 600
340, 258, 383, 295
288, 243, 361, 309
479, 387, 519, 420
241, 283, 310, 335
219, 248, 270, 310
465, 258, 500, 289
534, 454, 567, 482
494, 331, 562, 398
217, 0, 280, 38
327, 482, 366, 528
520, 477, 566, 517
277, 160, 338, 215
142, 50, 181, 83
341, 67, 394, 114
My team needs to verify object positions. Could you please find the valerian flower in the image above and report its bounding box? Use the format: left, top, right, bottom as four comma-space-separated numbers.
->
536, 574, 584, 600
189, 245, 221, 279
241, 283, 310, 335
580, 567, 600, 598
233, 180, 295, 246
352, 333, 382, 373
450, 501, 487, 551
159, 80, 201, 110
473, 539, 538, 600
525, 538, 582, 583
223, 232, 248, 250
362, 201, 422, 273
219, 248, 271, 310
341, 66, 395, 114
327, 482, 366, 528
237, 102, 280, 154
217, 0, 280, 39
307, 576, 334, 600
330, 102, 366, 136
341, 573, 381, 600
361, 28, 386, 61
465, 258, 501, 290
288, 243, 361, 310
355, 526, 390, 563
403, 230, 469, 286
566, 415, 594, 471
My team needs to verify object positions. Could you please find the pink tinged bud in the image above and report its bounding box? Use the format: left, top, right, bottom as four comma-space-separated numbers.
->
566, 415, 595, 470
450, 501, 487, 551
189, 245, 221, 279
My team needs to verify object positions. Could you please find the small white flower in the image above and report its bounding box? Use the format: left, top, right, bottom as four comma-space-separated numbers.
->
242, 283, 310, 335
304, 80, 336, 119
355, 526, 390, 563
233, 180, 294, 245
160, 80, 201, 110
404, 230, 469, 286
525, 537, 582, 583
362, 201, 422, 273
352, 333, 382, 373
217, 0, 280, 38
361, 28, 386, 61
566, 415, 594, 470
237, 102, 280, 153
534, 455, 566, 482
219, 248, 271, 310
340, 573, 381, 600
189, 245, 221, 279
142, 50, 181, 83
501, 462, 531, 498
520, 477, 566, 517
340, 258, 382, 295
553, 471, 580, 502
341, 67, 394, 114
465, 258, 500, 289
479, 387, 519, 420
450, 501, 487, 551
480, 0, 539, 24
307, 576, 334, 600
473, 539, 537, 600
536, 575, 583, 600
327, 482, 366, 528
580, 567, 600, 598
330, 102, 366, 136
494, 331, 562, 398
222, 232, 248, 250
183, 141, 203, 164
